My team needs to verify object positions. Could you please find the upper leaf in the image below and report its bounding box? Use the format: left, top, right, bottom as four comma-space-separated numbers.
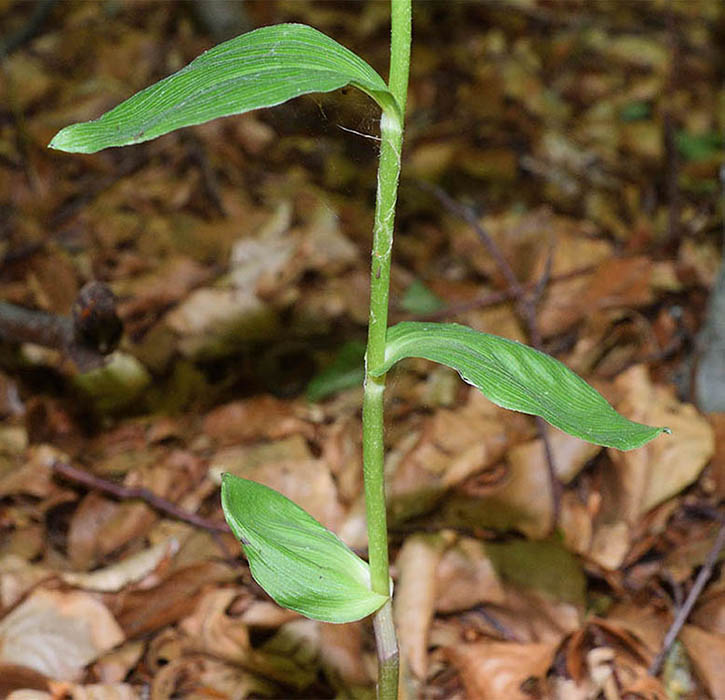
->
221, 473, 388, 624
375, 322, 668, 450
49, 23, 398, 154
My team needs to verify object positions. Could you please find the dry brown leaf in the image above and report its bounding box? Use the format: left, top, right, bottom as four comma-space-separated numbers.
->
179, 588, 251, 664
707, 413, 725, 500
539, 256, 654, 338
204, 396, 312, 446
149, 655, 275, 700
116, 256, 211, 325
452, 209, 596, 288
482, 430, 602, 539
0, 425, 27, 459
210, 435, 344, 530
692, 590, 725, 636
318, 622, 374, 687
0, 589, 124, 680
165, 287, 279, 358
388, 390, 529, 525
609, 366, 714, 522
394, 533, 449, 682
61, 538, 178, 592
321, 415, 364, 503
114, 561, 237, 639
0, 445, 65, 501
680, 625, 725, 700
588, 521, 631, 571
446, 640, 558, 700
560, 492, 594, 556
67, 493, 122, 571
0, 663, 49, 697
247, 619, 323, 690
0, 555, 53, 610
91, 450, 202, 560
47, 682, 137, 700
679, 237, 721, 288
510, 429, 602, 486
496, 586, 580, 645
565, 615, 659, 699
297, 195, 359, 274
435, 538, 505, 613
93, 641, 145, 684
604, 602, 668, 658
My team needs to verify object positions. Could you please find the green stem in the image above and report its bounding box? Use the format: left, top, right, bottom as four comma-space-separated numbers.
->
363, 0, 411, 697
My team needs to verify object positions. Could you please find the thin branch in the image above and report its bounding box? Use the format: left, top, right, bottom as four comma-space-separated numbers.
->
472, 605, 521, 643
51, 459, 230, 533
417, 182, 523, 297
417, 181, 562, 531
650, 519, 725, 676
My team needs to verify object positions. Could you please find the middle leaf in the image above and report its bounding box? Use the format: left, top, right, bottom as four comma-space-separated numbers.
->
375, 322, 667, 451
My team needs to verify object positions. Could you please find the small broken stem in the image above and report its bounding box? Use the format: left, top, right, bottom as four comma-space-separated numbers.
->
0, 281, 122, 371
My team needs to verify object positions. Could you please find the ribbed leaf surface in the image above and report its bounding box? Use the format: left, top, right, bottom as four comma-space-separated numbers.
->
50, 24, 396, 154
376, 322, 668, 450
221, 474, 388, 623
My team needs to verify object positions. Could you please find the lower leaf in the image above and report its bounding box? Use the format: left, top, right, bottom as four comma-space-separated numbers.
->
221, 474, 388, 623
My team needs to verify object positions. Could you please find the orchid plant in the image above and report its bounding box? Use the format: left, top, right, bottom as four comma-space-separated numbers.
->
50, 2, 666, 695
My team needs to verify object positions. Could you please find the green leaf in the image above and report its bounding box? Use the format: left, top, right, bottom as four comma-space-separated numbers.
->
221, 473, 388, 623
619, 101, 651, 122
400, 279, 445, 315
375, 322, 668, 450
486, 538, 586, 607
306, 340, 366, 402
675, 129, 724, 163
49, 23, 398, 154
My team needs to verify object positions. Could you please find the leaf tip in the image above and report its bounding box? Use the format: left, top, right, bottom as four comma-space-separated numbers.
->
48, 125, 87, 154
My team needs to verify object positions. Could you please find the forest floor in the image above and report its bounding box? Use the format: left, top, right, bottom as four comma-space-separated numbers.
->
0, 1, 723, 698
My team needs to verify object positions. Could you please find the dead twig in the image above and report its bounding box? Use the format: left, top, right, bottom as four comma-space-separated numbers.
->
418, 181, 562, 531
472, 605, 521, 643
649, 519, 725, 676
51, 459, 230, 534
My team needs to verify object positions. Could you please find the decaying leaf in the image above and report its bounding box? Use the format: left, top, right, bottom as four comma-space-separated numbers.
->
0, 589, 124, 680
61, 538, 178, 592
211, 435, 344, 530
394, 533, 449, 683
680, 625, 725, 699
435, 537, 506, 613
609, 365, 714, 522
446, 640, 558, 700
